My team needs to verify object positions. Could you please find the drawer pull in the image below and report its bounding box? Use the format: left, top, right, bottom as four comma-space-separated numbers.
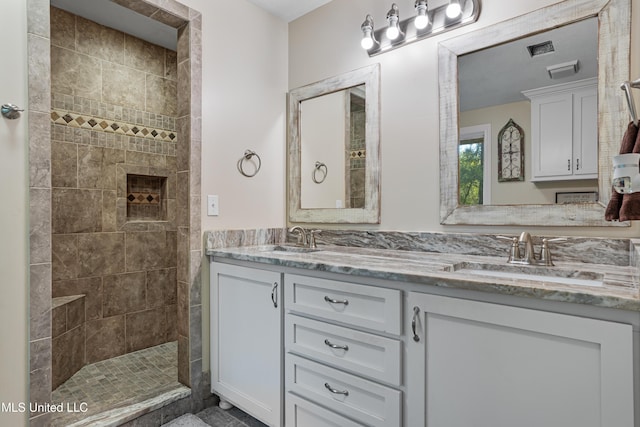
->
324, 382, 349, 396
324, 296, 349, 305
324, 339, 349, 351
412, 306, 420, 342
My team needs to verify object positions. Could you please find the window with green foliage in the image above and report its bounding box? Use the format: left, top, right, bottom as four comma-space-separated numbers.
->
459, 138, 484, 205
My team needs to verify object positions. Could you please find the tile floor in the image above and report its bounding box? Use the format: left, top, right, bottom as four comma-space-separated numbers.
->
51, 340, 267, 427
192, 406, 268, 427
52, 341, 183, 426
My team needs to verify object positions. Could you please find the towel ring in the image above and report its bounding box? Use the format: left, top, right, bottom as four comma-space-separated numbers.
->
312, 161, 328, 184
237, 149, 261, 177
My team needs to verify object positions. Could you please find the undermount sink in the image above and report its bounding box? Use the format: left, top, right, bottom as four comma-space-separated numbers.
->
264, 245, 322, 254
451, 261, 604, 287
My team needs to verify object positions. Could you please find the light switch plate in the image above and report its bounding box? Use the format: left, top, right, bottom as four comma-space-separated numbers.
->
207, 195, 219, 216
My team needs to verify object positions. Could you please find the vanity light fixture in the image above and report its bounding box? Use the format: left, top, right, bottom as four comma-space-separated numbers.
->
361, 0, 481, 56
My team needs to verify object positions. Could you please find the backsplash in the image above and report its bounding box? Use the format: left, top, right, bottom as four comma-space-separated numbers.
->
310, 230, 632, 267
204, 228, 632, 267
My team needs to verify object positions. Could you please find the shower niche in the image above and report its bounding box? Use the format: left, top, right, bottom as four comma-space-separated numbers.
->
127, 174, 167, 221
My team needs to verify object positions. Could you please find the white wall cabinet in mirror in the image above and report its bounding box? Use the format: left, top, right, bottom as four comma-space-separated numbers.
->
523, 78, 598, 182
288, 64, 381, 223
439, 0, 630, 226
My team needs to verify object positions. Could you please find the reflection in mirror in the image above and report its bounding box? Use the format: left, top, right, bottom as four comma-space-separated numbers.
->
300, 85, 366, 209
288, 64, 381, 223
439, 0, 631, 226
458, 18, 598, 206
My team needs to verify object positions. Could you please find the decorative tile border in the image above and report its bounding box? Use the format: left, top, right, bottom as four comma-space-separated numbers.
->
350, 149, 366, 159
51, 110, 177, 143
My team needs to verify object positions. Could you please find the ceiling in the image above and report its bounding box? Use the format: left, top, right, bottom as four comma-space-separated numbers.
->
459, 17, 598, 112
245, 0, 332, 22
49, 0, 333, 51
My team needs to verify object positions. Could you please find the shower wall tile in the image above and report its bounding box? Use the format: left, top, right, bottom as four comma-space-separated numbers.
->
166, 304, 178, 341
67, 297, 85, 330
166, 50, 178, 80
177, 61, 191, 117
177, 280, 189, 337
110, 0, 160, 18
29, 111, 52, 188
27, 0, 50, 38
51, 141, 77, 188
85, 315, 126, 363
189, 304, 201, 361
28, 34, 51, 114
147, 268, 177, 308
126, 307, 167, 352
152, 8, 189, 28
52, 234, 78, 280
30, 337, 51, 374
51, 46, 102, 99
53, 277, 103, 321
76, 16, 125, 64
52, 324, 84, 389
30, 263, 52, 341
126, 231, 177, 271
124, 35, 166, 77
102, 190, 117, 232
189, 251, 201, 305
126, 150, 167, 168
102, 61, 146, 111
103, 272, 147, 317
50, 7, 75, 49
52, 189, 103, 234
177, 334, 189, 386
78, 146, 125, 190
30, 188, 52, 265
52, 304, 67, 338
77, 233, 126, 277
146, 74, 177, 116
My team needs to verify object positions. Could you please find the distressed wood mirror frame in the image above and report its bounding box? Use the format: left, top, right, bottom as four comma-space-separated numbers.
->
288, 64, 381, 223
439, 0, 631, 226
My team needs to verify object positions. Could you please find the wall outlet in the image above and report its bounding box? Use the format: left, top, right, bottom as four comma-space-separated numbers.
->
207, 195, 219, 216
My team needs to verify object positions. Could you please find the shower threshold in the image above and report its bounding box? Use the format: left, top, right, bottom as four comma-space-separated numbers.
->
51, 341, 189, 427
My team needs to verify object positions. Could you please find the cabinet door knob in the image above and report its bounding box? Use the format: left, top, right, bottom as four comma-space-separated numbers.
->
324, 339, 349, 351
324, 382, 349, 396
412, 306, 421, 342
324, 295, 349, 305
271, 282, 278, 308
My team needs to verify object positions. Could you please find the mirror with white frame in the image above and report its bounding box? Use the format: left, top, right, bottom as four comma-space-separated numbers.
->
439, 0, 631, 226
288, 64, 381, 223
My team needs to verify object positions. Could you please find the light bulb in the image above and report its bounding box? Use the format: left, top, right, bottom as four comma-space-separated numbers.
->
361, 35, 374, 50
446, 1, 462, 18
414, 1, 429, 30
415, 14, 429, 30
386, 25, 400, 40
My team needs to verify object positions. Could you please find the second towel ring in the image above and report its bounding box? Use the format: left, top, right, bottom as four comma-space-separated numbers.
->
312, 161, 328, 184
237, 149, 261, 177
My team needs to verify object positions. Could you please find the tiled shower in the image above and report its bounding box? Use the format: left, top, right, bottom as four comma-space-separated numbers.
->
49, 5, 179, 394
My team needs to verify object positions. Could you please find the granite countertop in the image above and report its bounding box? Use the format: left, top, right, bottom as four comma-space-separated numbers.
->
207, 244, 640, 311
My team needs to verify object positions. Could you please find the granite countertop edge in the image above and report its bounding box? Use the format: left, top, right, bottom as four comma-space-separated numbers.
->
206, 244, 640, 312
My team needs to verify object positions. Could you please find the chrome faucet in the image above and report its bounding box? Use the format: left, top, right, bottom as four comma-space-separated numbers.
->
289, 226, 308, 246
518, 232, 536, 264
498, 233, 565, 266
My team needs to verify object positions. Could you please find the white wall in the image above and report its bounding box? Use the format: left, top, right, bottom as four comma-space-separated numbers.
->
289, 0, 640, 237
0, 1, 29, 425
184, 0, 288, 231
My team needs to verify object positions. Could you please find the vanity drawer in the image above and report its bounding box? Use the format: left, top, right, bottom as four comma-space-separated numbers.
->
286, 354, 402, 427
286, 314, 402, 386
284, 274, 402, 334
286, 393, 366, 427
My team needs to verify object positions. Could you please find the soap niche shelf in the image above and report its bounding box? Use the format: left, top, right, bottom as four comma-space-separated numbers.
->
126, 174, 167, 221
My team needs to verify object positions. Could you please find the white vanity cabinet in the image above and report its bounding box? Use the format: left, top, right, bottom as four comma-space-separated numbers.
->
284, 274, 403, 427
406, 292, 635, 427
523, 78, 597, 181
210, 262, 283, 427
